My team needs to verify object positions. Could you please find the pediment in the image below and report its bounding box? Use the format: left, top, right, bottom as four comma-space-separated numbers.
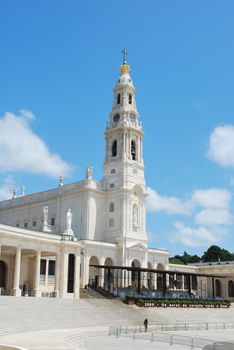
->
127, 242, 147, 251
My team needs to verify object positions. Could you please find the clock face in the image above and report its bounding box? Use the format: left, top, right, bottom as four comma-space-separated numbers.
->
113, 114, 120, 123
130, 114, 135, 122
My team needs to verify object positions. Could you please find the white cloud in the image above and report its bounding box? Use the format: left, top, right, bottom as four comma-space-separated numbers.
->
208, 125, 234, 167
195, 208, 233, 226
171, 222, 227, 247
0, 111, 71, 178
191, 188, 232, 210
147, 187, 191, 215
0, 175, 14, 200
147, 187, 232, 216
148, 186, 233, 247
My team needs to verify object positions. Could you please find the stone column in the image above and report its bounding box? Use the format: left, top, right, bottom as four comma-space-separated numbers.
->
174, 274, 177, 290
74, 252, 80, 299
12, 247, 22, 296
182, 275, 185, 291
84, 255, 90, 287
154, 272, 157, 290
99, 268, 105, 288
128, 270, 132, 288
34, 250, 41, 297
80, 254, 90, 288
60, 250, 69, 297
166, 273, 169, 290
54, 253, 61, 297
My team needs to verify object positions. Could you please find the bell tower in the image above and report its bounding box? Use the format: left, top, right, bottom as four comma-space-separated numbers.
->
102, 50, 148, 250
103, 49, 145, 189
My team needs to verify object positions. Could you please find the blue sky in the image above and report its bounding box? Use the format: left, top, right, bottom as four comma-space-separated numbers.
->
1, 0, 234, 256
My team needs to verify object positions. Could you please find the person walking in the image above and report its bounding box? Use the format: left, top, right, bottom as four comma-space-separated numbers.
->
143, 318, 148, 332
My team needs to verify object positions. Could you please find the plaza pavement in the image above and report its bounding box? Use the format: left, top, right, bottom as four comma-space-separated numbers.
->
0, 295, 234, 349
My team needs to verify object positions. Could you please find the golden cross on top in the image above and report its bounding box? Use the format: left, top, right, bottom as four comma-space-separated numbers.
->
122, 48, 128, 64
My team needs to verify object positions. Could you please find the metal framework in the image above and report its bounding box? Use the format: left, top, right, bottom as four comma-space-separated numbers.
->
90, 264, 227, 299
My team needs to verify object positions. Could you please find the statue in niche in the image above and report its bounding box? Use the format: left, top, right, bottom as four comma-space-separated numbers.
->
86, 166, 93, 180
133, 205, 138, 227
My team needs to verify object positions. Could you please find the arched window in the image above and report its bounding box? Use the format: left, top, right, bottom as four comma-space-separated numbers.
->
109, 202, 114, 212
228, 280, 234, 297
131, 140, 136, 160
113, 114, 120, 123
117, 94, 120, 104
132, 204, 138, 227
129, 94, 132, 104
112, 140, 117, 157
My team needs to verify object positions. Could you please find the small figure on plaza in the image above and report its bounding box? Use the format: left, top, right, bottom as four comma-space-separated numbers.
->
143, 318, 148, 332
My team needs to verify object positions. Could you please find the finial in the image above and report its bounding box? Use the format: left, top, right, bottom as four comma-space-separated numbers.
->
59, 176, 64, 186
119, 48, 131, 75
122, 48, 127, 64
12, 187, 17, 199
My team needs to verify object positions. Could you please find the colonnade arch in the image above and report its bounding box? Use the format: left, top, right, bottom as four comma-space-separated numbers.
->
147, 262, 154, 289
104, 257, 114, 290
89, 256, 100, 287
131, 259, 141, 289
156, 263, 164, 290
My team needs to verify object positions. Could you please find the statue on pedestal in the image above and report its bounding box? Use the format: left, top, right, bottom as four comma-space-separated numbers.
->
86, 166, 93, 180
43, 206, 48, 231
64, 208, 74, 236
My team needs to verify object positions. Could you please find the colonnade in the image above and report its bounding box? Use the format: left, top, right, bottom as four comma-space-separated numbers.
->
0, 244, 81, 299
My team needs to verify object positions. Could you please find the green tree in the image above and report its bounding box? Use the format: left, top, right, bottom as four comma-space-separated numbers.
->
169, 257, 184, 265
202, 245, 234, 262
172, 251, 200, 265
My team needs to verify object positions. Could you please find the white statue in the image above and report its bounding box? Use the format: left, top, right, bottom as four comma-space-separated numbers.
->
133, 205, 138, 227
42, 206, 50, 232
65, 208, 74, 236
43, 206, 48, 227
66, 208, 72, 231
86, 166, 93, 180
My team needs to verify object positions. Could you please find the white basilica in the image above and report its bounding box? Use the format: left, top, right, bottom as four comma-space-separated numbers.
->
0, 54, 170, 299
0, 53, 234, 300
